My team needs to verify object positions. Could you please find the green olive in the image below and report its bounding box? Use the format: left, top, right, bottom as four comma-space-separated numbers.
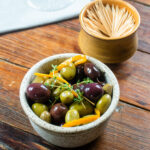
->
65, 109, 80, 123
70, 101, 94, 117
60, 91, 74, 104
52, 86, 66, 99
44, 78, 53, 89
32, 76, 44, 84
60, 63, 76, 80
96, 94, 111, 114
68, 63, 76, 70
54, 73, 64, 85
32, 103, 48, 117
44, 73, 63, 90
43, 76, 49, 80
40, 111, 51, 123
103, 84, 113, 95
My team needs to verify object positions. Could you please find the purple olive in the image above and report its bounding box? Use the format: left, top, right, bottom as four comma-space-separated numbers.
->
84, 63, 100, 81
27, 83, 51, 103
73, 83, 85, 92
50, 103, 68, 124
83, 83, 104, 102
75, 64, 85, 81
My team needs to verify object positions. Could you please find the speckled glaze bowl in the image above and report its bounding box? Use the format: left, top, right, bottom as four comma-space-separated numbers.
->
20, 53, 120, 148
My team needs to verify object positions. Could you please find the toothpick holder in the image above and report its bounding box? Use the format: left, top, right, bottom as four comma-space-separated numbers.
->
78, 0, 140, 63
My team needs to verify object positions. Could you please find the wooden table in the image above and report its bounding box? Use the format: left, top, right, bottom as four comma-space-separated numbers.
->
0, 0, 150, 149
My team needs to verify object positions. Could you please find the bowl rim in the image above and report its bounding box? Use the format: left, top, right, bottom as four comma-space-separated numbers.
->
79, 0, 141, 41
20, 53, 120, 134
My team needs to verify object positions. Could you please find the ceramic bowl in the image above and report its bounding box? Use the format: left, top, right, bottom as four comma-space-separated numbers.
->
78, 0, 140, 63
20, 53, 120, 148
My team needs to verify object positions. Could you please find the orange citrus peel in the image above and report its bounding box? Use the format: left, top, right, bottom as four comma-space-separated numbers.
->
95, 108, 100, 117
34, 73, 78, 97
62, 109, 100, 127
56, 55, 87, 71
34, 55, 87, 97
74, 57, 87, 66
62, 116, 99, 127
38, 55, 87, 77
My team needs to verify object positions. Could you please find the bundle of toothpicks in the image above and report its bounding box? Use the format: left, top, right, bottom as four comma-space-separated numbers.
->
83, 0, 135, 38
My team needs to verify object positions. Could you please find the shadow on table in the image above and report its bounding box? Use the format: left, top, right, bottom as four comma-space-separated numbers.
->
107, 62, 132, 80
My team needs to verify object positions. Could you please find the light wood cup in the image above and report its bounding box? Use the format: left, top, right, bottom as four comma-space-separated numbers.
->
78, 0, 140, 63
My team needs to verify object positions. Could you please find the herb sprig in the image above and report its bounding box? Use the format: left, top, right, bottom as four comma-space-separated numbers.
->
82, 77, 94, 84
47, 64, 95, 106
76, 77, 94, 85
74, 89, 84, 103
50, 64, 58, 73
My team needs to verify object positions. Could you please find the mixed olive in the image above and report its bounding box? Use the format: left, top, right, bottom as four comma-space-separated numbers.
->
26, 55, 113, 127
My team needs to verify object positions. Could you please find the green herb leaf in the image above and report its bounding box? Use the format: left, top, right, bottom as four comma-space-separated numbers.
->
44, 82, 49, 87
73, 89, 84, 103
50, 81, 55, 89
50, 64, 58, 73
77, 80, 80, 83
55, 96, 60, 101
49, 99, 53, 104
82, 77, 94, 84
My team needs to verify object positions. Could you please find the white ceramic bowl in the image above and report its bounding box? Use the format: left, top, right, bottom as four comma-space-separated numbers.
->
20, 53, 120, 148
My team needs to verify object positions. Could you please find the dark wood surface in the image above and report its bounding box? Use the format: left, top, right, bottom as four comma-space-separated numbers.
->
132, 0, 150, 5
0, 0, 150, 149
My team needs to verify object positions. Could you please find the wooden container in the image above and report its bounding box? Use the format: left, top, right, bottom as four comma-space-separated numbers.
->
78, 0, 140, 63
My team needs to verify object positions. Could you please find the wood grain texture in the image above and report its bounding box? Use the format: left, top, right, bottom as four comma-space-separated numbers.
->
0, 61, 32, 133
0, 1, 150, 68
108, 51, 150, 110
0, 61, 150, 150
1, 47, 150, 110
0, 1, 150, 149
58, 18, 80, 32
132, 0, 150, 6
0, 100, 150, 150
0, 121, 61, 150
128, 0, 150, 53
0, 25, 81, 68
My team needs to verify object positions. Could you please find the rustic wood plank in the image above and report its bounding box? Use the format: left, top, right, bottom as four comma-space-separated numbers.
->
132, 0, 150, 6
1, 45, 150, 110
0, 99, 150, 150
58, 18, 80, 32
108, 50, 150, 110
0, 1, 149, 149
128, 0, 150, 53
58, 0, 150, 54
85, 102, 150, 150
0, 60, 150, 150
0, 0, 150, 68
0, 121, 61, 150
0, 25, 81, 68
0, 60, 33, 133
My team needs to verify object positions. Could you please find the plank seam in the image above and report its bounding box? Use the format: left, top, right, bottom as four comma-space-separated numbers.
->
128, 0, 150, 7
137, 49, 150, 55
0, 58, 29, 69
1, 57, 150, 111
0, 120, 38, 138
0, 98, 149, 138
58, 22, 150, 55
119, 99, 150, 111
